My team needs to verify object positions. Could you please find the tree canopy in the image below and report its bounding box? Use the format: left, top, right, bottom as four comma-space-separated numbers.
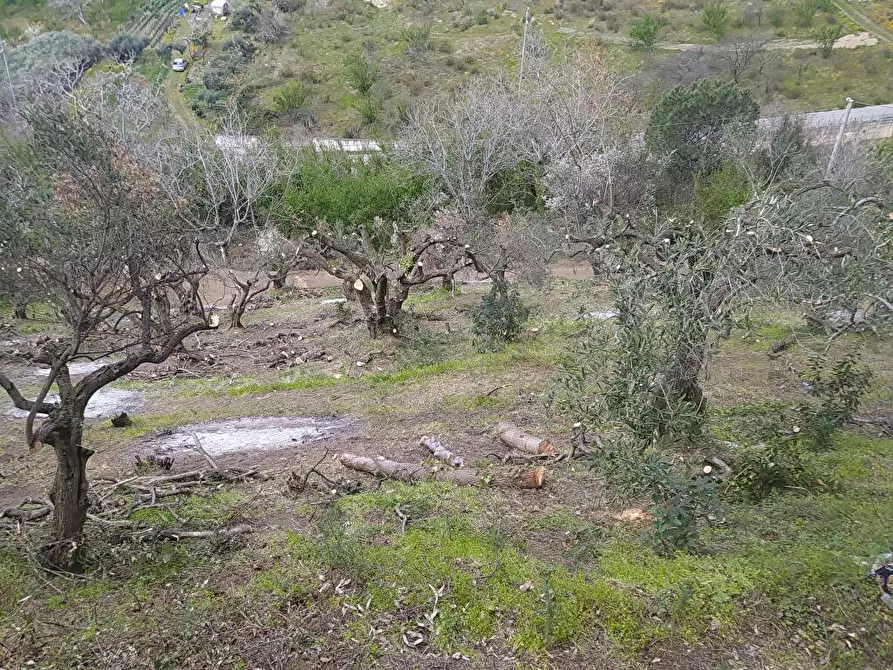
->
645, 78, 759, 179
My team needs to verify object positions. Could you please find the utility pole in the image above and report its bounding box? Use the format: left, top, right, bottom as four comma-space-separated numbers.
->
518, 6, 530, 92
825, 96, 854, 180
0, 39, 14, 109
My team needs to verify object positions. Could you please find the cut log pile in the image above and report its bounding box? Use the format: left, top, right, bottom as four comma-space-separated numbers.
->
335, 422, 559, 490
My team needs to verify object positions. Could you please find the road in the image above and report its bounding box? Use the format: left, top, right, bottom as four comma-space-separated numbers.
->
215, 101, 893, 154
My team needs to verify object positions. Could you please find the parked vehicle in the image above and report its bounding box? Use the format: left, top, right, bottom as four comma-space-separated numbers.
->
171, 58, 188, 72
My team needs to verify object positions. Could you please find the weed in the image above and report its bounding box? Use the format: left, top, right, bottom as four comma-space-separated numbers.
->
399, 24, 432, 53
316, 508, 372, 582
796, 352, 871, 451
471, 279, 530, 352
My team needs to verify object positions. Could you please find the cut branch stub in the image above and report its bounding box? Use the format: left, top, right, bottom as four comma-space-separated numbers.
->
336, 453, 544, 489
495, 421, 555, 455
353, 278, 365, 292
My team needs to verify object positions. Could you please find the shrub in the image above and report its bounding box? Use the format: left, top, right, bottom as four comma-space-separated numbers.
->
767, 1, 785, 28
702, 0, 729, 40
816, 24, 844, 57
202, 67, 231, 91
644, 457, 721, 553
343, 51, 379, 95
353, 95, 380, 124
471, 279, 530, 352
694, 163, 749, 227
730, 440, 808, 500
794, 0, 817, 27
628, 15, 665, 51
258, 8, 286, 43
222, 35, 256, 60
796, 352, 871, 450
272, 82, 313, 124
273, 0, 304, 11
7, 31, 103, 81
399, 24, 432, 54
156, 41, 187, 60
231, 6, 259, 32
106, 32, 149, 63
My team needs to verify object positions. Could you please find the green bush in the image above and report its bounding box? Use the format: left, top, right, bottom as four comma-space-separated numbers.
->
816, 24, 844, 57
7, 31, 103, 81
702, 1, 729, 40
628, 15, 665, 51
796, 352, 871, 451
730, 440, 809, 500
343, 51, 380, 95
694, 164, 749, 227
767, 1, 785, 28
353, 94, 380, 124
399, 24, 432, 53
793, 0, 817, 27
470, 279, 530, 352
106, 32, 149, 63
280, 154, 423, 237
272, 82, 313, 124
231, 6, 259, 32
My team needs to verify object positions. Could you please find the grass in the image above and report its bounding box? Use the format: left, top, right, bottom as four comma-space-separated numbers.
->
2, 280, 892, 668
6, 423, 889, 666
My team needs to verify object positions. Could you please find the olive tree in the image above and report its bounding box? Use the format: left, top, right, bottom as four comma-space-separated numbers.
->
0, 108, 214, 569
281, 152, 477, 337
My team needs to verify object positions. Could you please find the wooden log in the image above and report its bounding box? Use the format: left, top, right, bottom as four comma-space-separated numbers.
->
767, 334, 796, 358
337, 453, 544, 489
419, 436, 464, 468
495, 421, 555, 455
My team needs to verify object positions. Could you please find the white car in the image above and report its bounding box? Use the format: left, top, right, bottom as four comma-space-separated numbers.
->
171, 58, 188, 72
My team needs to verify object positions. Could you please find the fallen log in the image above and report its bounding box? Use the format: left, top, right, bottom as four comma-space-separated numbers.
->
0, 505, 52, 522
495, 421, 555, 455
337, 453, 545, 489
419, 436, 464, 468
767, 334, 796, 358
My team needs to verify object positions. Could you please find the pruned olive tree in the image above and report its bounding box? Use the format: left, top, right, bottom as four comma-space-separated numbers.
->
281, 151, 474, 337
191, 109, 285, 263
0, 107, 215, 569
553, 133, 892, 442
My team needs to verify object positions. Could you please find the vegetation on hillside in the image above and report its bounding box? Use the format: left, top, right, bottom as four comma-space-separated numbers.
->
0, 3, 892, 669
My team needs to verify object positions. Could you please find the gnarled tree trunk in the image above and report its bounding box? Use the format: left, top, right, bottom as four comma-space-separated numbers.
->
350, 275, 408, 338
37, 409, 93, 570
12, 295, 28, 320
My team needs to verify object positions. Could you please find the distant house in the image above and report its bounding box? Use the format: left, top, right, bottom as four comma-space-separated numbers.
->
209, 0, 231, 16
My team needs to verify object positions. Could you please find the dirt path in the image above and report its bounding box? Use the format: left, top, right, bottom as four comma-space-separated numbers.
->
834, 0, 893, 45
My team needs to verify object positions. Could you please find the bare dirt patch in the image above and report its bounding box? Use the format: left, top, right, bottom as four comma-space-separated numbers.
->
6, 387, 143, 419
132, 415, 354, 460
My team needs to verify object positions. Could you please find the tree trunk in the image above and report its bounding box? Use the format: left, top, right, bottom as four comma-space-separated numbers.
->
176, 277, 203, 317
41, 420, 93, 570
271, 272, 287, 290
353, 276, 402, 338
12, 295, 28, 320
153, 292, 173, 337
